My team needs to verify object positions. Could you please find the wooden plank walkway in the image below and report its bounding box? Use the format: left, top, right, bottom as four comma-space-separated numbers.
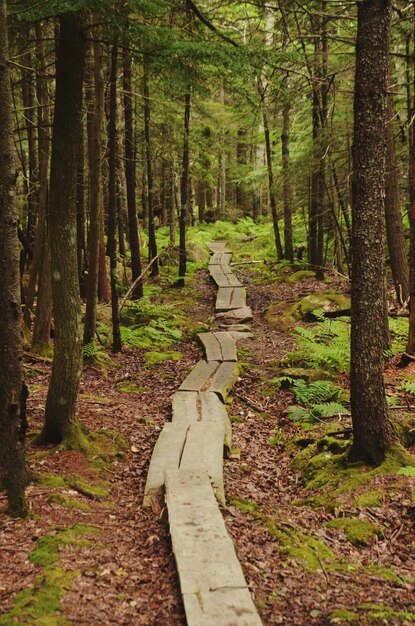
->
142, 240, 262, 625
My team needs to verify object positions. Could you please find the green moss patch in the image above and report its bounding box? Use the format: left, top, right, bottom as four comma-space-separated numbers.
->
116, 380, 146, 394
286, 270, 316, 284
329, 609, 359, 624
359, 603, 415, 622
290, 291, 350, 322
325, 518, 380, 546
354, 490, 384, 508
144, 350, 182, 365
0, 525, 100, 625
49, 494, 90, 512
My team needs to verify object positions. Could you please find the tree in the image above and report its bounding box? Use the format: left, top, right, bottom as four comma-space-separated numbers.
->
0, 0, 27, 516
40, 12, 86, 446
349, 0, 398, 465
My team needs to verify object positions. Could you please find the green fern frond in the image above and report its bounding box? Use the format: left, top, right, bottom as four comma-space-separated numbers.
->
309, 402, 348, 418
398, 379, 415, 396
292, 379, 339, 405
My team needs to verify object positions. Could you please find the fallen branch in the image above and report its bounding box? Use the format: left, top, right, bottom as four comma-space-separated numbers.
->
118, 245, 173, 315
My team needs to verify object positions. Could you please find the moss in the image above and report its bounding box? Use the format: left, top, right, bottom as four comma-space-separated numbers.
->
116, 380, 146, 394
364, 565, 410, 585
0, 568, 76, 625
68, 477, 109, 501
0, 525, 99, 625
316, 436, 351, 455
268, 522, 338, 571
329, 609, 359, 624
359, 603, 415, 621
35, 473, 67, 489
276, 367, 334, 382
49, 494, 90, 512
264, 302, 295, 330
290, 292, 350, 322
286, 270, 316, 284
144, 350, 182, 365
390, 411, 415, 447
354, 490, 384, 508
79, 393, 112, 404
325, 518, 380, 546
230, 497, 260, 515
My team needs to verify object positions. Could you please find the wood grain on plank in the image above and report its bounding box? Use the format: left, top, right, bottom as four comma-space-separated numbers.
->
143, 422, 189, 508
209, 265, 242, 288
165, 470, 263, 626
198, 332, 237, 362
209, 251, 232, 266
207, 241, 231, 253
179, 360, 221, 392
216, 286, 247, 311
210, 361, 239, 402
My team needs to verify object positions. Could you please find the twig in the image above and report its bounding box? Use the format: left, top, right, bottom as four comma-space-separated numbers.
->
118, 245, 173, 315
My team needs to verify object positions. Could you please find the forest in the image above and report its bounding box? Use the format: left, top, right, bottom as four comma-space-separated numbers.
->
0, 0, 415, 624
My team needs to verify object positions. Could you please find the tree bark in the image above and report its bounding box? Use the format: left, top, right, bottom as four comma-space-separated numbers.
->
84, 34, 105, 345
179, 91, 191, 278
41, 12, 85, 445
350, 0, 398, 465
143, 63, 158, 276
385, 88, 409, 306
123, 45, 143, 298
107, 44, 122, 353
0, 0, 27, 516
263, 104, 284, 260
282, 99, 294, 262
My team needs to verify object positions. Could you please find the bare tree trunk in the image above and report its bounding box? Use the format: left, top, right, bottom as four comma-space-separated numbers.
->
143, 63, 158, 276
40, 12, 86, 446
263, 104, 284, 260
107, 44, 121, 353
0, 0, 27, 516
282, 98, 293, 262
350, 0, 398, 464
84, 34, 105, 345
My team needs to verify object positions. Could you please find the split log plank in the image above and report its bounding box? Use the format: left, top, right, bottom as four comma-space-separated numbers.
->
179, 360, 220, 392
180, 422, 226, 503
165, 470, 263, 626
216, 287, 246, 311
207, 241, 231, 253
216, 305, 253, 324
210, 361, 239, 402
172, 391, 232, 449
209, 252, 232, 266
209, 265, 242, 288
143, 423, 188, 508
198, 332, 237, 362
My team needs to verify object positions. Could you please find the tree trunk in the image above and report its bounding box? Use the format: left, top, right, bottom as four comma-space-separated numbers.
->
263, 104, 284, 260
0, 0, 27, 517
179, 91, 191, 279
41, 13, 85, 445
123, 45, 143, 298
107, 44, 122, 353
84, 35, 105, 345
385, 88, 409, 306
143, 63, 158, 276
350, 0, 398, 465
282, 99, 294, 262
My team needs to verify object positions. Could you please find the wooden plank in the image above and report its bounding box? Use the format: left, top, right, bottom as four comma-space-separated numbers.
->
183, 589, 263, 626
197, 332, 223, 361
212, 331, 237, 361
143, 423, 188, 508
215, 306, 253, 325
216, 287, 246, 311
171, 391, 200, 425
172, 390, 232, 449
207, 241, 231, 253
179, 360, 220, 392
209, 252, 232, 266
209, 265, 242, 288
165, 471, 262, 626
179, 422, 226, 503
199, 391, 232, 450
210, 361, 239, 402
198, 332, 237, 362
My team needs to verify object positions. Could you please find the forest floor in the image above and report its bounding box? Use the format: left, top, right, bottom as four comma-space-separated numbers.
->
1, 250, 415, 626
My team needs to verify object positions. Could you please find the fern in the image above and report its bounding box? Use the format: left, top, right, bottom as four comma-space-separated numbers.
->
288, 401, 348, 424
398, 379, 415, 396
286, 319, 351, 373
398, 466, 415, 477
83, 340, 112, 365
292, 379, 339, 405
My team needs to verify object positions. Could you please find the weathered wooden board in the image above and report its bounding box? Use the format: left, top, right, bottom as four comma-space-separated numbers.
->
199, 391, 232, 449
197, 332, 237, 362
180, 422, 226, 503
215, 305, 253, 324
209, 252, 232, 266
210, 361, 239, 402
207, 241, 231, 254
165, 471, 262, 626
179, 360, 220, 392
209, 265, 242, 288
183, 588, 263, 626
216, 287, 246, 311
172, 390, 232, 449
143, 423, 188, 508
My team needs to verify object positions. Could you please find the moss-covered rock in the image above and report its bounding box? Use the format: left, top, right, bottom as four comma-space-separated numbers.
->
144, 350, 182, 365
325, 518, 380, 546
286, 270, 316, 284
290, 291, 351, 322
354, 490, 384, 508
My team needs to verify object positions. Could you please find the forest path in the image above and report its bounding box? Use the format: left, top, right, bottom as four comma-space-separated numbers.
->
143, 242, 262, 626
